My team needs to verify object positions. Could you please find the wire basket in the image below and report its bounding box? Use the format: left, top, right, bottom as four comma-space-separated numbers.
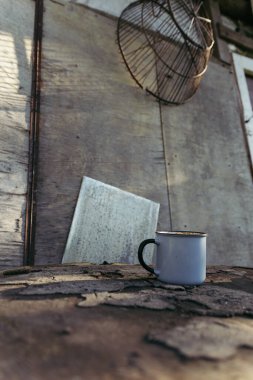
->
117, 0, 214, 104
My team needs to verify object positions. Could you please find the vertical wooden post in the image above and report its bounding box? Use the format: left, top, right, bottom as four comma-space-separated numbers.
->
206, 0, 231, 65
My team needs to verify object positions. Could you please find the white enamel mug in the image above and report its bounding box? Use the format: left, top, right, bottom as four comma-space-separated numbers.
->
138, 231, 207, 285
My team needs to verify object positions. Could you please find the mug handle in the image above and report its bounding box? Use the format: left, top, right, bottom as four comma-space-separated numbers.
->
138, 239, 159, 274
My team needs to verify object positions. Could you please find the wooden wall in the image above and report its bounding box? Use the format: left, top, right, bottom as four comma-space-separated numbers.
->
33, 1, 253, 267
161, 63, 253, 266
0, 0, 34, 268
1, 1, 252, 269
34, 1, 170, 264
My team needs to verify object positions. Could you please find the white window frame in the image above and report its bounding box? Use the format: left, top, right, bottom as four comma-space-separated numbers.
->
232, 53, 253, 169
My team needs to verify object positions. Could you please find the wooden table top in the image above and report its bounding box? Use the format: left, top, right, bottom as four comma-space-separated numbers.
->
0, 263, 252, 380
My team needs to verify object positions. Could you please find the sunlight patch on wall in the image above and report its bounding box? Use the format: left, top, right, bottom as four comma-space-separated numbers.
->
71, 0, 133, 17
24, 37, 32, 66
0, 31, 19, 93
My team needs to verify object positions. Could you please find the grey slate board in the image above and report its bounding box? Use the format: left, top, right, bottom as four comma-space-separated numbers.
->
62, 177, 160, 264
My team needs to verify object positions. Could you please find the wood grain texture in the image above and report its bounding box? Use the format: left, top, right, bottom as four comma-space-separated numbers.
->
206, 0, 231, 64
0, 0, 34, 268
161, 60, 253, 266
35, 1, 170, 264
218, 23, 253, 52
34, 1, 252, 267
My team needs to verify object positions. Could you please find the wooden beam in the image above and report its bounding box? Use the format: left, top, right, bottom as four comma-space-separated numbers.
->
206, 0, 231, 64
218, 23, 253, 52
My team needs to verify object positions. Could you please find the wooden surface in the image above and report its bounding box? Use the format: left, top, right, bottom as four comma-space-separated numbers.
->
35, 1, 170, 265
218, 23, 253, 52
34, 1, 253, 267
0, 0, 34, 267
1, 0, 252, 270
206, 0, 231, 64
161, 59, 253, 266
0, 264, 252, 379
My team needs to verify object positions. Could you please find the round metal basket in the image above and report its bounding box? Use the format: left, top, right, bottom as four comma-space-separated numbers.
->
117, 0, 214, 104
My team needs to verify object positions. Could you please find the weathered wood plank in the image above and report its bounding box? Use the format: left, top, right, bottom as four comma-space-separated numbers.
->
0, 0, 34, 268
33, 0, 253, 267
161, 60, 253, 266
34, 1, 170, 264
218, 23, 253, 52
206, 0, 231, 64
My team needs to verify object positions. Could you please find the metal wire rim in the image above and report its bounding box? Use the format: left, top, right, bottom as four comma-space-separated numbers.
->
117, 0, 214, 104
